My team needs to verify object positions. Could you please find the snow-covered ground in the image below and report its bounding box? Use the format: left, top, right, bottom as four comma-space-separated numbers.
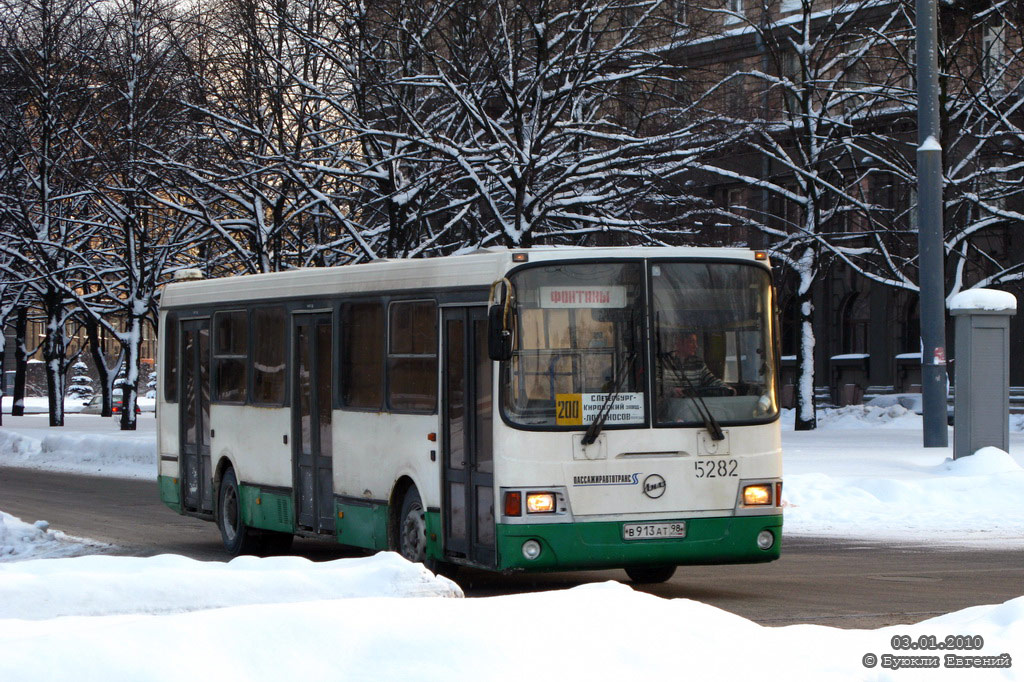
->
1, 396, 156, 414
1, 407, 1022, 680
782, 404, 1024, 547
0, 522, 1018, 681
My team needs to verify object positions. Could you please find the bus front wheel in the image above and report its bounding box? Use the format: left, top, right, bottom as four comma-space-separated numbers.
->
625, 565, 677, 584
218, 468, 262, 556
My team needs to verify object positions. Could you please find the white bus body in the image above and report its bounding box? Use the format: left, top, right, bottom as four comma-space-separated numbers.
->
157, 247, 782, 578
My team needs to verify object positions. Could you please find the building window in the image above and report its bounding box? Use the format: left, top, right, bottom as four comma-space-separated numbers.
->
341, 302, 384, 409
388, 300, 438, 412
672, 0, 688, 26
252, 306, 286, 405
901, 298, 920, 354
726, 188, 745, 214
841, 293, 871, 354
214, 310, 247, 402
982, 24, 1005, 90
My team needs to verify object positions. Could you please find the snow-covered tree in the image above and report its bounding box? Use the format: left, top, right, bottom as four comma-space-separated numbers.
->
71, 0, 197, 429
686, 0, 916, 429
308, 0, 715, 252
831, 0, 1024, 300
67, 360, 93, 400
0, 0, 104, 426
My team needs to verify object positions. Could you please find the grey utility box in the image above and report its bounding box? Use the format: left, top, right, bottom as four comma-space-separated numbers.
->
949, 289, 1018, 460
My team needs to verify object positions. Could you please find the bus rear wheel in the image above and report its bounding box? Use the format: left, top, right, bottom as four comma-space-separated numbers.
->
625, 565, 677, 584
398, 488, 428, 564
218, 468, 263, 556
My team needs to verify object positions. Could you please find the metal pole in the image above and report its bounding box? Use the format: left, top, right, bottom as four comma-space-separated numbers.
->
916, 0, 949, 447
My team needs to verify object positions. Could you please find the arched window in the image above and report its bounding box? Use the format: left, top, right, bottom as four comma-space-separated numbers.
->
901, 298, 920, 354
840, 293, 871, 354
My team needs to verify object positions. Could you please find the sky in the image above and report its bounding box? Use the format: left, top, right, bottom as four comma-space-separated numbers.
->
1, 403, 1022, 680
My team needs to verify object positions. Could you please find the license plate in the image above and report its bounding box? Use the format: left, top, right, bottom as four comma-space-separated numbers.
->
622, 521, 687, 540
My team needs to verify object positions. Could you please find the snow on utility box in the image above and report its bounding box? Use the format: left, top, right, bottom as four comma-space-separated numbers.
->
950, 289, 1017, 460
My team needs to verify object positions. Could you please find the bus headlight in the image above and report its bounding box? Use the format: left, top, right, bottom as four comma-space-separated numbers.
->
526, 492, 556, 513
743, 484, 772, 506
757, 530, 775, 550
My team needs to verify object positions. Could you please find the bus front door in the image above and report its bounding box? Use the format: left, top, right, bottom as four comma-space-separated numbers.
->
292, 313, 335, 535
180, 319, 213, 514
442, 306, 495, 568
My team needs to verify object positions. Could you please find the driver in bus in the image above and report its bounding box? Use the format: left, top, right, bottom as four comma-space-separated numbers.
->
660, 331, 735, 397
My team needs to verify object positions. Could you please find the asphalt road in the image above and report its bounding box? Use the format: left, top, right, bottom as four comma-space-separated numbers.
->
2, 465, 1022, 629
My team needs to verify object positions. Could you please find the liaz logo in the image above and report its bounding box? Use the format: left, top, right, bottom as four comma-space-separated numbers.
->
643, 474, 666, 499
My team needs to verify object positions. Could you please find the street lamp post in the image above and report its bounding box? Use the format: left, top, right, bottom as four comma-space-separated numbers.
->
916, 0, 949, 447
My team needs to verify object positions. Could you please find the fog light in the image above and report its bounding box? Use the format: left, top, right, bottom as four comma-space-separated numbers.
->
526, 492, 556, 513
522, 539, 542, 560
757, 530, 774, 550
743, 484, 772, 506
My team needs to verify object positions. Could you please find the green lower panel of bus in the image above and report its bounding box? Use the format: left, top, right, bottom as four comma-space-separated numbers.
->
239, 486, 294, 533
158, 475, 181, 513
495, 515, 782, 571
335, 500, 390, 550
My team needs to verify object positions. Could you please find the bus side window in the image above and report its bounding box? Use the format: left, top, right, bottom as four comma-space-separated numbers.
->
252, 306, 286, 405
388, 301, 438, 413
164, 313, 178, 403
213, 310, 248, 403
341, 302, 384, 409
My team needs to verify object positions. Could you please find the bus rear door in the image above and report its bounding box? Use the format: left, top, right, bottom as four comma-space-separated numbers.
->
180, 319, 213, 514
292, 313, 336, 535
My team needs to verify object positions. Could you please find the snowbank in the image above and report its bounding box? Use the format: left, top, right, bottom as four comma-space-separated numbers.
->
782, 406, 1024, 547
0, 551, 463, 620
0, 415, 155, 479
0, 576, 1018, 682
0, 511, 108, 561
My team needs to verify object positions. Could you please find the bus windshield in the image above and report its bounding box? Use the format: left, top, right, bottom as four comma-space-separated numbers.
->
503, 262, 645, 428
652, 261, 777, 426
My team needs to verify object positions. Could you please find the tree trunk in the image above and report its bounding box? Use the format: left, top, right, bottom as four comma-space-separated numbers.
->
794, 289, 817, 431
119, 316, 141, 431
43, 304, 67, 428
86, 317, 115, 417
12, 307, 28, 417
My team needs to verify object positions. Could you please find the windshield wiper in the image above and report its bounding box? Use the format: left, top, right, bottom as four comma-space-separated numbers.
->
581, 350, 638, 446
661, 352, 725, 441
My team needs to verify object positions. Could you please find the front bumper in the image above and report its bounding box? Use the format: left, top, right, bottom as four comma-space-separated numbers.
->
495, 514, 782, 571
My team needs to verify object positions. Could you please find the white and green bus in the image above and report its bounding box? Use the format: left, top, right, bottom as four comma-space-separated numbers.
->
157, 247, 782, 582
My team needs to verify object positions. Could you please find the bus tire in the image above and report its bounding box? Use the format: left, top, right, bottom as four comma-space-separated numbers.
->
625, 565, 677, 584
395, 487, 459, 578
397, 487, 428, 564
217, 468, 261, 556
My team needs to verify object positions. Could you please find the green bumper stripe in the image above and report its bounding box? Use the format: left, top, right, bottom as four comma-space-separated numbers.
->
496, 515, 782, 571
238, 485, 294, 533
336, 501, 390, 551
158, 475, 181, 513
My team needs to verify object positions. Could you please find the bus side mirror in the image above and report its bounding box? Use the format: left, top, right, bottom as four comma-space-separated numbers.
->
488, 305, 513, 362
